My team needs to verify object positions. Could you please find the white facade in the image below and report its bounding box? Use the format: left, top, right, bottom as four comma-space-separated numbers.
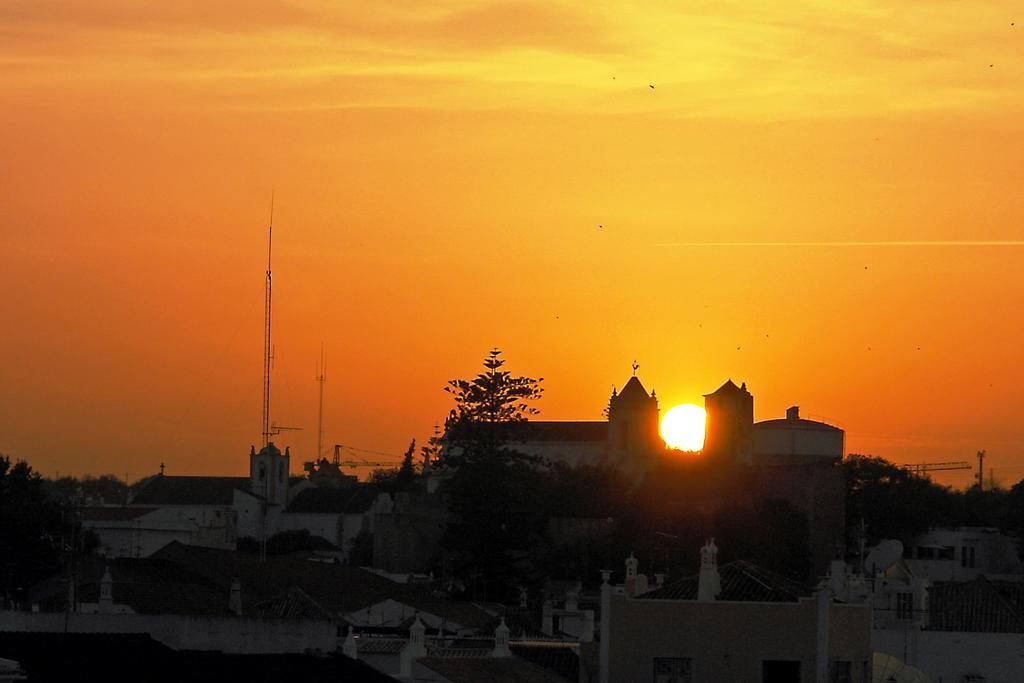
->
904, 527, 1024, 582
872, 628, 1024, 683
753, 407, 844, 463
84, 505, 236, 558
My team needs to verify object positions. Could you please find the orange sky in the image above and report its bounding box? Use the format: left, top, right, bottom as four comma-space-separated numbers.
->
2, 1, 1023, 488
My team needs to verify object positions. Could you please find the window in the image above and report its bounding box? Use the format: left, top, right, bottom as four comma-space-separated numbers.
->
916, 546, 935, 560
896, 592, 914, 620
653, 657, 692, 683
832, 661, 852, 683
938, 546, 955, 561
961, 545, 976, 569
762, 660, 801, 683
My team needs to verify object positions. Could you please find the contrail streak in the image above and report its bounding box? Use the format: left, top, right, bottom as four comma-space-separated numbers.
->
655, 241, 1024, 247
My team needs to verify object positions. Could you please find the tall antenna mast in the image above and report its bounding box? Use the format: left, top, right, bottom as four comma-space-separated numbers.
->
261, 191, 274, 447
316, 343, 326, 460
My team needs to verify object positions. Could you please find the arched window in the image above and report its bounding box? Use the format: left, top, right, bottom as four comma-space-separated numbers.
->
278, 462, 285, 483
258, 463, 266, 482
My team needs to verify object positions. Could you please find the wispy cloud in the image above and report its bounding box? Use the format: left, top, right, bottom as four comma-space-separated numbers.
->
1, 0, 1021, 118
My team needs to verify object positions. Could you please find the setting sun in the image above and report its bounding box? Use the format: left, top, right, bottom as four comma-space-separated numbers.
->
660, 404, 707, 451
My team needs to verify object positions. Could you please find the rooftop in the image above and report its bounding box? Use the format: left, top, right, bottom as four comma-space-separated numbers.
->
131, 475, 250, 506
929, 576, 1024, 633
286, 485, 383, 514
754, 418, 842, 433
640, 560, 810, 603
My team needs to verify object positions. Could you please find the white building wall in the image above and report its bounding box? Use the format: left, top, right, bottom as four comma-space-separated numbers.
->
905, 527, 1024, 581
752, 428, 843, 460
84, 506, 236, 558
873, 628, 1024, 683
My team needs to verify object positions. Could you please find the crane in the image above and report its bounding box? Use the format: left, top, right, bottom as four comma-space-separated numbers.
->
332, 443, 404, 469
900, 461, 972, 476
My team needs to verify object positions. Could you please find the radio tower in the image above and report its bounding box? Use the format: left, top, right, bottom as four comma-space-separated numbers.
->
316, 344, 326, 460
261, 193, 274, 447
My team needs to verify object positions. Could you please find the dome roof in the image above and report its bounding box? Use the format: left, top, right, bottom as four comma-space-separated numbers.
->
258, 442, 283, 457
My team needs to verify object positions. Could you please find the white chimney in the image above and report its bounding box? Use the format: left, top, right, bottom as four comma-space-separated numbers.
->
625, 553, 639, 597
98, 566, 114, 613
342, 627, 358, 659
697, 539, 721, 602
493, 617, 511, 657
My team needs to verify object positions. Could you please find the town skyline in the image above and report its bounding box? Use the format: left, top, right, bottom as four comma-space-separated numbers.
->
4, 2, 1023, 487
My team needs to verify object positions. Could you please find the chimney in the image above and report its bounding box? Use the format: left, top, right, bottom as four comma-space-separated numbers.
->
228, 577, 242, 616
624, 553, 639, 597
409, 614, 426, 655
342, 626, 358, 659
492, 617, 511, 657
98, 566, 114, 613
565, 582, 580, 612
400, 615, 427, 677
697, 539, 721, 602
786, 406, 800, 420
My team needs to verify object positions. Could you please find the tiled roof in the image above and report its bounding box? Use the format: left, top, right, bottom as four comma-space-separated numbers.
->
80, 506, 158, 521
252, 587, 334, 620
150, 542, 417, 616
929, 577, 1024, 633
511, 644, 579, 681
0, 632, 396, 683
496, 606, 544, 638
356, 637, 407, 655
131, 475, 250, 505
640, 560, 810, 603
286, 485, 382, 514
419, 656, 570, 683
28, 557, 233, 616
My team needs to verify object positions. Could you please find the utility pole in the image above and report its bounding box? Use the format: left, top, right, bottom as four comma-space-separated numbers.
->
976, 450, 986, 490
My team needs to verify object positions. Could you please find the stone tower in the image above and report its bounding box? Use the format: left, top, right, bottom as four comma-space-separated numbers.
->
607, 375, 662, 460
702, 379, 754, 464
249, 441, 290, 506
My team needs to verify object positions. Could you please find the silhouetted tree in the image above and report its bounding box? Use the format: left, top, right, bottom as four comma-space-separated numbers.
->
1002, 479, 1024, 559
397, 439, 417, 486
441, 348, 543, 468
45, 474, 128, 507
0, 456, 63, 602
843, 454, 959, 547
439, 349, 546, 599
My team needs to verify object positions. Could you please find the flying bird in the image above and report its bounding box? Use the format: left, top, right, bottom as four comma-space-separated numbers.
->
649, 84, 655, 90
